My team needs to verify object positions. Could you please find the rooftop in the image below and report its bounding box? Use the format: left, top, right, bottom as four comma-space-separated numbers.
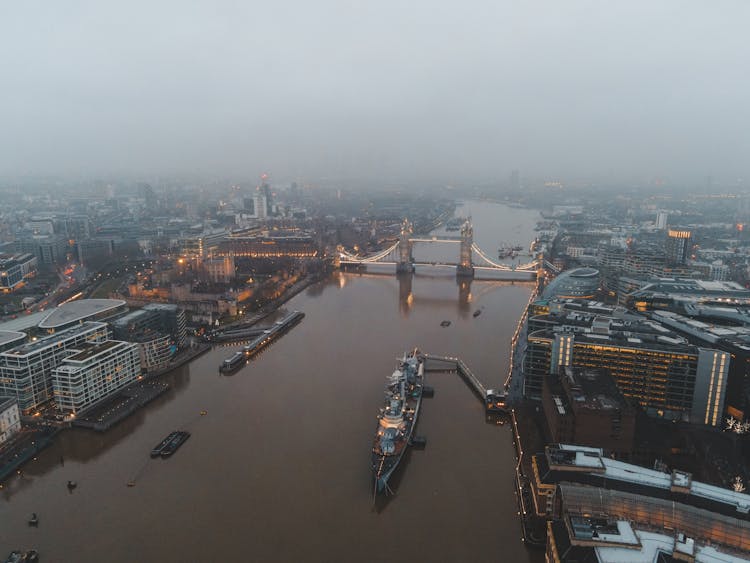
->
595, 527, 750, 563
0, 330, 27, 348
547, 444, 750, 515
63, 340, 127, 363
559, 367, 631, 412
0, 310, 54, 332
38, 299, 127, 329
2, 322, 107, 357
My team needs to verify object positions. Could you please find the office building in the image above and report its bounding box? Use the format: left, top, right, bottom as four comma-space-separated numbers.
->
524, 300, 729, 426
665, 229, 692, 265
541, 268, 600, 300
15, 234, 69, 265
0, 322, 110, 412
112, 303, 186, 347
0, 253, 38, 292
112, 303, 186, 371
52, 340, 141, 414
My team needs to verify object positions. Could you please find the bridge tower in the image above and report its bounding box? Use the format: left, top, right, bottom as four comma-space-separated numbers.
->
396, 219, 414, 273
457, 219, 474, 278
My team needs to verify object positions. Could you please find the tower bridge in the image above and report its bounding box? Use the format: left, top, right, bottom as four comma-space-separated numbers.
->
337, 219, 544, 281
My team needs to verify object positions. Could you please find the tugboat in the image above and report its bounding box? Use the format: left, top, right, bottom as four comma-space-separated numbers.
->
371, 350, 425, 497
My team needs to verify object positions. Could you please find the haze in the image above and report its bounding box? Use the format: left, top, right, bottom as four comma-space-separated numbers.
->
2, 1, 748, 184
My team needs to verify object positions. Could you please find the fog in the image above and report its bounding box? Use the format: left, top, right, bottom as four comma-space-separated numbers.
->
1, 1, 748, 183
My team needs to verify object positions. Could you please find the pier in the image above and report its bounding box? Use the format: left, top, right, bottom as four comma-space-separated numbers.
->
242, 311, 305, 358
423, 354, 486, 401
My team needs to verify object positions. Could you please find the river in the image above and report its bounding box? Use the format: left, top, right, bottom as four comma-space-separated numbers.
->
1, 200, 543, 563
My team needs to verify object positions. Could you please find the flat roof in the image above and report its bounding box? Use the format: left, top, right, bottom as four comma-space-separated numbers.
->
0, 310, 54, 332
0, 330, 26, 347
38, 299, 126, 329
595, 528, 750, 563
3, 322, 107, 357
550, 444, 750, 514
63, 340, 126, 362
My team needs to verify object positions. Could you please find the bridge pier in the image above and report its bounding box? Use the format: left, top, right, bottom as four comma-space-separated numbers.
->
457, 220, 474, 279
397, 219, 414, 273
456, 265, 474, 278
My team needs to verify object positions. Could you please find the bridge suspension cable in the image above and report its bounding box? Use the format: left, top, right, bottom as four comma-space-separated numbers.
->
471, 243, 538, 271
339, 240, 400, 263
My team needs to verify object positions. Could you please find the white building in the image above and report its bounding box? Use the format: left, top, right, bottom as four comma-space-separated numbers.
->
656, 210, 669, 230
253, 194, 267, 219
0, 398, 21, 445
52, 340, 141, 414
0, 322, 110, 413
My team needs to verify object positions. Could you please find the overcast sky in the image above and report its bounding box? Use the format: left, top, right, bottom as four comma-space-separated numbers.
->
1, 1, 748, 184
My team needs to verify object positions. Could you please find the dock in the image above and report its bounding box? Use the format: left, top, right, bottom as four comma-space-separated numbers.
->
241, 311, 305, 358
423, 354, 487, 399
422, 354, 508, 413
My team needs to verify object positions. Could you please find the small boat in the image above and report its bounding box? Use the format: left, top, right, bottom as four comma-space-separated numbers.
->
67, 480, 77, 490
151, 431, 180, 458
23, 551, 39, 563
473, 309, 481, 318
28, 513, 38, 527
160, 431, 190, 458
440, 320, 451, 327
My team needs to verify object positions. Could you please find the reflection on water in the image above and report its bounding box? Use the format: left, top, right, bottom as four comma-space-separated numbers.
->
457, 278, 472, 315
398, 272, 413, 317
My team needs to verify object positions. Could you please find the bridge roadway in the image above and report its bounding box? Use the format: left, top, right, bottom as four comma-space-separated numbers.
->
422, 354, 488, 401
339, 260, 537, 280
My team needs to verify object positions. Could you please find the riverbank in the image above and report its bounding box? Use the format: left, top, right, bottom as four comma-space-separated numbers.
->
0, 429, 58, 484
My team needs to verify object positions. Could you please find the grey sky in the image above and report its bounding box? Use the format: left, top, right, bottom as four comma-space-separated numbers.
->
1, 1, 748, 183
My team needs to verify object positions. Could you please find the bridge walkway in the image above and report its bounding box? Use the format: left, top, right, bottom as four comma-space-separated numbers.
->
422, 354, 487, 400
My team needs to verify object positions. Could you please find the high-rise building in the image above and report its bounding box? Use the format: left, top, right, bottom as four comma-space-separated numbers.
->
655, 210, 668, 229
253, 194, 268, 219
665, 229, 692, 264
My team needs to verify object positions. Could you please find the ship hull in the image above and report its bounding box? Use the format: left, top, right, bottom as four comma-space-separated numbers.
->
371, 351, 424, 495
